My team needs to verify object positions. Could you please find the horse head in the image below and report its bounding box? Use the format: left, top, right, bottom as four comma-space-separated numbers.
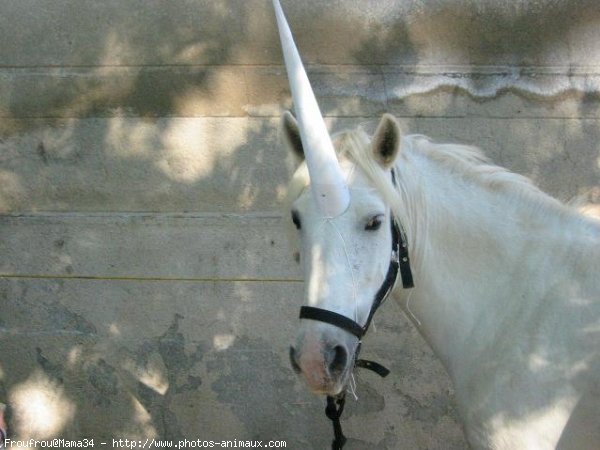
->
284, 111, 403, 395
273, 0, 406, 395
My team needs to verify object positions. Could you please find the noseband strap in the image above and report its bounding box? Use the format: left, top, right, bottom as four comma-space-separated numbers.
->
299, 306, 365, 339
298, 212, 411, 371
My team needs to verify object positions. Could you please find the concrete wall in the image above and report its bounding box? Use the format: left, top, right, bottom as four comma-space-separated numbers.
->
0, 1, 598, 448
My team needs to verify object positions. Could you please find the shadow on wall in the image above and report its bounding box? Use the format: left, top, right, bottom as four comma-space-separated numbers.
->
0, 0, 297, 213
0, 0, 311, 442
351, 0, 600, 203
351, 0, 600, 66
1, 0, 599, 211
0, 275, 465, 447
0, 118, 293, 214
257, 0, 600, 67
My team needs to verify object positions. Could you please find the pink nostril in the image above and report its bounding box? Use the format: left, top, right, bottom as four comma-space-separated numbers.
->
327, 345, 348, 375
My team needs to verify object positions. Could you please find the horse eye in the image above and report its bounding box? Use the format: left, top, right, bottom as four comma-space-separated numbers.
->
291, 210, 301, 230
365, 214, 384, 231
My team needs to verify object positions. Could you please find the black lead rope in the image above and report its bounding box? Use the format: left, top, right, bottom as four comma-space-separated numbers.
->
325, 395, 347, 450
325, 355, 390, 449
299, 169, 414, 450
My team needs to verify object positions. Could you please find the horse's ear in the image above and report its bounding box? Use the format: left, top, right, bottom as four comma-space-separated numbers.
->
281, 111, 304, 162
371, 113, 401, 168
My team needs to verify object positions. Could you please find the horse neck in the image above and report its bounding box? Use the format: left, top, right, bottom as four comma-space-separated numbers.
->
392, 150, 591, 377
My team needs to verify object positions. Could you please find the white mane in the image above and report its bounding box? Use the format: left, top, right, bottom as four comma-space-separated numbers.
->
286, 128, 593, 270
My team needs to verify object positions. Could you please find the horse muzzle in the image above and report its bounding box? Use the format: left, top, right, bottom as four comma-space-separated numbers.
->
289, 334, 354, 395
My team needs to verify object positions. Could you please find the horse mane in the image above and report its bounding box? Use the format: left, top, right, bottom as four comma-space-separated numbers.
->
285, 126, 593, 268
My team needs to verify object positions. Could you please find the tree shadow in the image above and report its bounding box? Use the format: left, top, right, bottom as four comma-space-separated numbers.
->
0, 0, 307, 443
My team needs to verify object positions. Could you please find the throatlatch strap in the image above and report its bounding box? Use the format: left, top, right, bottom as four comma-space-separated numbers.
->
391, 169, 414, 290
397, 233, 414, 289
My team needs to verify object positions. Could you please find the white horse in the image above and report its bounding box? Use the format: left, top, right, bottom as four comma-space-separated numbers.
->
283, 112, 600, 449
271, 1, 599, 447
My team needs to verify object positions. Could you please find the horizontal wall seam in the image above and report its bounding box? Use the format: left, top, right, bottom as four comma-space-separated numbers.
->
0, 211, 285, 219
1, 63, 600, 72
0, 273, 303, 283
1, 115, 599, 121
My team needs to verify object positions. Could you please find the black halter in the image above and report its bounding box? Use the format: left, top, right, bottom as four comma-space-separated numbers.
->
298, 210, 414, 342
298, 170, 414, 449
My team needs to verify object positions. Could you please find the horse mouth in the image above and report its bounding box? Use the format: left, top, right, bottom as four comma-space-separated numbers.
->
305, 363, 353, 397
308, 381, 345, 397
290, 343, 355, 396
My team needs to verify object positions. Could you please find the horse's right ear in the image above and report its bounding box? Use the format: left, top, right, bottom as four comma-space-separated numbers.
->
371, 113, 401, 168
281, 111, 305, 162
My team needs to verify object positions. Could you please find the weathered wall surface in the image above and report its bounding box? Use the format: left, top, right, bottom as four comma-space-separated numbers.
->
0, 1, 598, 448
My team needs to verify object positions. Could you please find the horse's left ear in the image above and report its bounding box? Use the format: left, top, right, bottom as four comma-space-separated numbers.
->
281, 111, 305, 163
371, 113, 401, 168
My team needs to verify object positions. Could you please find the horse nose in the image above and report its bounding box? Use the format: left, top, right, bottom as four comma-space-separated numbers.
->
290, 342, 349, 377
326, 344, 348, 375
